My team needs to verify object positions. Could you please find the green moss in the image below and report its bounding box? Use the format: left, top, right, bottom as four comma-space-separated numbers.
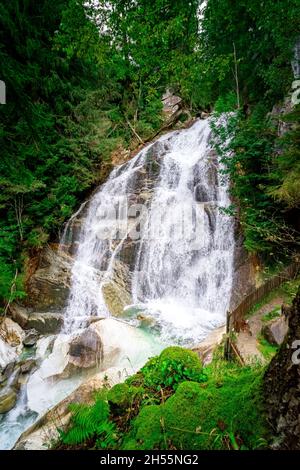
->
107, 383, 143, 413
163, 381, 216, 449
122, 405, 164, 450
159, 347, 202, 372
122, 361, 268, 450
257, 334, 278, 360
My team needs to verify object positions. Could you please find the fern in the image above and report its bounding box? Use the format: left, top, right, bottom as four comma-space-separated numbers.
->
95, 421, 118, 449
60, 398, 112, 446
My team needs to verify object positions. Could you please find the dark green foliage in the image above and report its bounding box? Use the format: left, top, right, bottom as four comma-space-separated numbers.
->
204, 0, 300, 261
0, 0, 106, 306
0, 0, 173, 309
268, 106, 300, 209
211, 105, 300, 261
202, 0, 299, 105
1, 0, 299, 304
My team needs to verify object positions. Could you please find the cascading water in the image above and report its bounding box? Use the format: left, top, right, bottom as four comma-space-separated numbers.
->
63, 118, 234, 344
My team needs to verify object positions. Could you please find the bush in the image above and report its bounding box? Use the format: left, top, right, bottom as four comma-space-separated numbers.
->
140, 346, 206, 391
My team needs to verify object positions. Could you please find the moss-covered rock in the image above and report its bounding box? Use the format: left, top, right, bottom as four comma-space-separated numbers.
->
121, 365, 268, 450
123, 382, 214, 450
107, 383, 143, 413
163, 381, 215, 449
122, 405, 164, 450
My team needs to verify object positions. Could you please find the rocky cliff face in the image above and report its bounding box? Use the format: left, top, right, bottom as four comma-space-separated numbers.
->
264, 288, 300, 449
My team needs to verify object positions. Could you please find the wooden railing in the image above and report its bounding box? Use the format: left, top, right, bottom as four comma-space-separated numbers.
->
228, 261, 300, 333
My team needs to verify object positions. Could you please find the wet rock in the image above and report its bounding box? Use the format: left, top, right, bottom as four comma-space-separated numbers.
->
3, 361, 16, 380
162, 89, 182, 120
27, 312, 63, 334
192, 326, 226, 365
28, 328, 103, 382
17, 374, 29, 388
26, 246, 72, 311
0, 317, 25, 353
23, 329, 39, 347
262, 316, 289, 346
0, 337, 18, 371
102, 261, 132, 317
7, 366, 21, 390
229, 220, 257, 311
86, 316, 106, 326
136, 313, 156, 328
26, 318, 160, 416
0, 388, 17, 414
35, 335, 55, 360
117, 241, 139, 271
201, 111, 210, 119
20, 359, 37, 374
68, 329, 103, 370
194, 184, 211, 203
204, 206, 217, 233
8, 304, 29, 329
8, 302, 63, 335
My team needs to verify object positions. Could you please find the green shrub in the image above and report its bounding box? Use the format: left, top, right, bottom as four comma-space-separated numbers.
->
141, 346, 206, 391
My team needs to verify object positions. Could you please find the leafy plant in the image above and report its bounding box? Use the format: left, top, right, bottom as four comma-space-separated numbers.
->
141, 347, 207, 391
59, 398, 118, 448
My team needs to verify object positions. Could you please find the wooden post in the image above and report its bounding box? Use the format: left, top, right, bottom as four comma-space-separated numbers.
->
224, 310, 231, 360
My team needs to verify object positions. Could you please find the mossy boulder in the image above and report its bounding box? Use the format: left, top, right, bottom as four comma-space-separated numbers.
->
123, 382, 213, 450
163, 381, 216, 449
121, 366, 268, 450
122, 405, 164, 450
107, 383, 143, 413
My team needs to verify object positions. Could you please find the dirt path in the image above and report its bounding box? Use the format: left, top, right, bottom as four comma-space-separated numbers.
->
236, 296, 283, 364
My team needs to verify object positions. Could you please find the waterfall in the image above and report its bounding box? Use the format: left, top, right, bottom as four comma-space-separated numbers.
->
63, 119, 235, 345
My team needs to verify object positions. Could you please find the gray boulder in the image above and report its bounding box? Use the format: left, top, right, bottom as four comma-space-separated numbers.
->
23, 329, 39, 347
27, 312, 63, 334
262, 316, 289, 346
